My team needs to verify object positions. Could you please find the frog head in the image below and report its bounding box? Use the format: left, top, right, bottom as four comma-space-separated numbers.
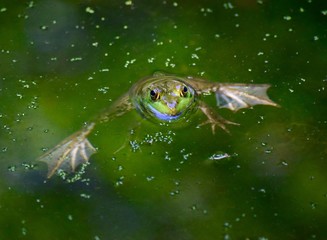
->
131, 77, 197, 122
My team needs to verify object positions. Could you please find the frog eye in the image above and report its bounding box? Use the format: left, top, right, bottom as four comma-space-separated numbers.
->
180, 86, 188, 97
150, 89, 160, 101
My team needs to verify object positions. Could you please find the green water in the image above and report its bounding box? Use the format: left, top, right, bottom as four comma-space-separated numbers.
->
1, 0, 327, 239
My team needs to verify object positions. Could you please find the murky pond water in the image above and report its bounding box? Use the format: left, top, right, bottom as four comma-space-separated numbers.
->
1, 0, 327, 239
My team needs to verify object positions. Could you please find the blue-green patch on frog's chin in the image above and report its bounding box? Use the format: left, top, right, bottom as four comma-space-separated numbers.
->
148, 104, 183, 121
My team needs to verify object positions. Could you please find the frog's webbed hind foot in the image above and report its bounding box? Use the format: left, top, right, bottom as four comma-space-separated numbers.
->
198, 102, 239, 134
216, 84, 279, 111
38, 123, 96, 178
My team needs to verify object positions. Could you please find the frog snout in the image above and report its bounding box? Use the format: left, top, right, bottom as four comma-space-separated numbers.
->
167, 102, 177, 109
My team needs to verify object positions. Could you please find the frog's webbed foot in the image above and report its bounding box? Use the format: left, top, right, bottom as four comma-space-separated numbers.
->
38, 123, 96, 178
215, 84, 279, 111
198, 102, 239, 134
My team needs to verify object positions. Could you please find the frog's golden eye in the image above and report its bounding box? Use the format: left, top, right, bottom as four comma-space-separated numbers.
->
150, 89, 160, 101
180, 86, 188, 97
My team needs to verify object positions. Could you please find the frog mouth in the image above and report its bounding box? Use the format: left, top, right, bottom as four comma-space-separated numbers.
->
148, 105, 182, 121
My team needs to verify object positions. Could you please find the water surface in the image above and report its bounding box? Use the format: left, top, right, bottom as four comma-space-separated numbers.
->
0, 0, 327, 239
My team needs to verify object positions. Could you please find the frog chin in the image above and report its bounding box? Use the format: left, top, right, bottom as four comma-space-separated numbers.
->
148, 104, 182, 121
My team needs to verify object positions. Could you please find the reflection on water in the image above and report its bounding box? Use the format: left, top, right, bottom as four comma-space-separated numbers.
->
0, 0, 327, 239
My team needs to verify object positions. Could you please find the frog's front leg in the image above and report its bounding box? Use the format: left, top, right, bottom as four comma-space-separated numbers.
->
198, 101, 239, 134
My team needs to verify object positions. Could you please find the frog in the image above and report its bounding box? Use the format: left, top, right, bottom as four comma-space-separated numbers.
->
39, 72, 279, 178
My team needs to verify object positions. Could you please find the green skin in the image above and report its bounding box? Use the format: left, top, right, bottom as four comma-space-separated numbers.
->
130, 75, 198, 123
39, 73, 279, 178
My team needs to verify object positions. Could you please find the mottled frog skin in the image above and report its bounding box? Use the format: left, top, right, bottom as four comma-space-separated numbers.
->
39, 72, 278, 178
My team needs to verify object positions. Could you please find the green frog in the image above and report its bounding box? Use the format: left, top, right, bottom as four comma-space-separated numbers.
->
39, 72, 279, 178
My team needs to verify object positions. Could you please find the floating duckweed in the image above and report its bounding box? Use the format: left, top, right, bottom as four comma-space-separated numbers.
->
200, 8, 213, 16
310, 202, 317, 210
97, 86, 110, 94
124, 59, 136, 68
322, 10, 327, 15
129, 140, 140, 152
115, 176, 125, 186
191, 53, 199, 59
283, 16, 292, 21
190, 204, 197, 210
40, 25, 48, 30
85, 7, 95, 14
146, 176, 155, 181
164, 152, 171, 161
28, 96, 39, 109
208, 152, 230, 161
139, 131, 175, 146
223, 2, 234, 9
80, 193, 91, 199
21, 227, 27, 236
8, 165, 16, 172
280, 161, 288, 166
70, 57, 82, 62
182, 153, 192, 160
67, 214, 73, 221
21, 162, 36, 170
125, 0, 133, 6
259, 188, 266, 193
147, 57, 155, 63
170, 190, 180, 196
57, 162, 90, 183
41, 147, 48, 152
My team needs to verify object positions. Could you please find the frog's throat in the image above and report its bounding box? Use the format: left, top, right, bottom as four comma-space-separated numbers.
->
148, 104, 182, 121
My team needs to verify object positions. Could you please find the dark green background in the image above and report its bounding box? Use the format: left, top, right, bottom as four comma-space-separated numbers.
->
1, 0, 327, 239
